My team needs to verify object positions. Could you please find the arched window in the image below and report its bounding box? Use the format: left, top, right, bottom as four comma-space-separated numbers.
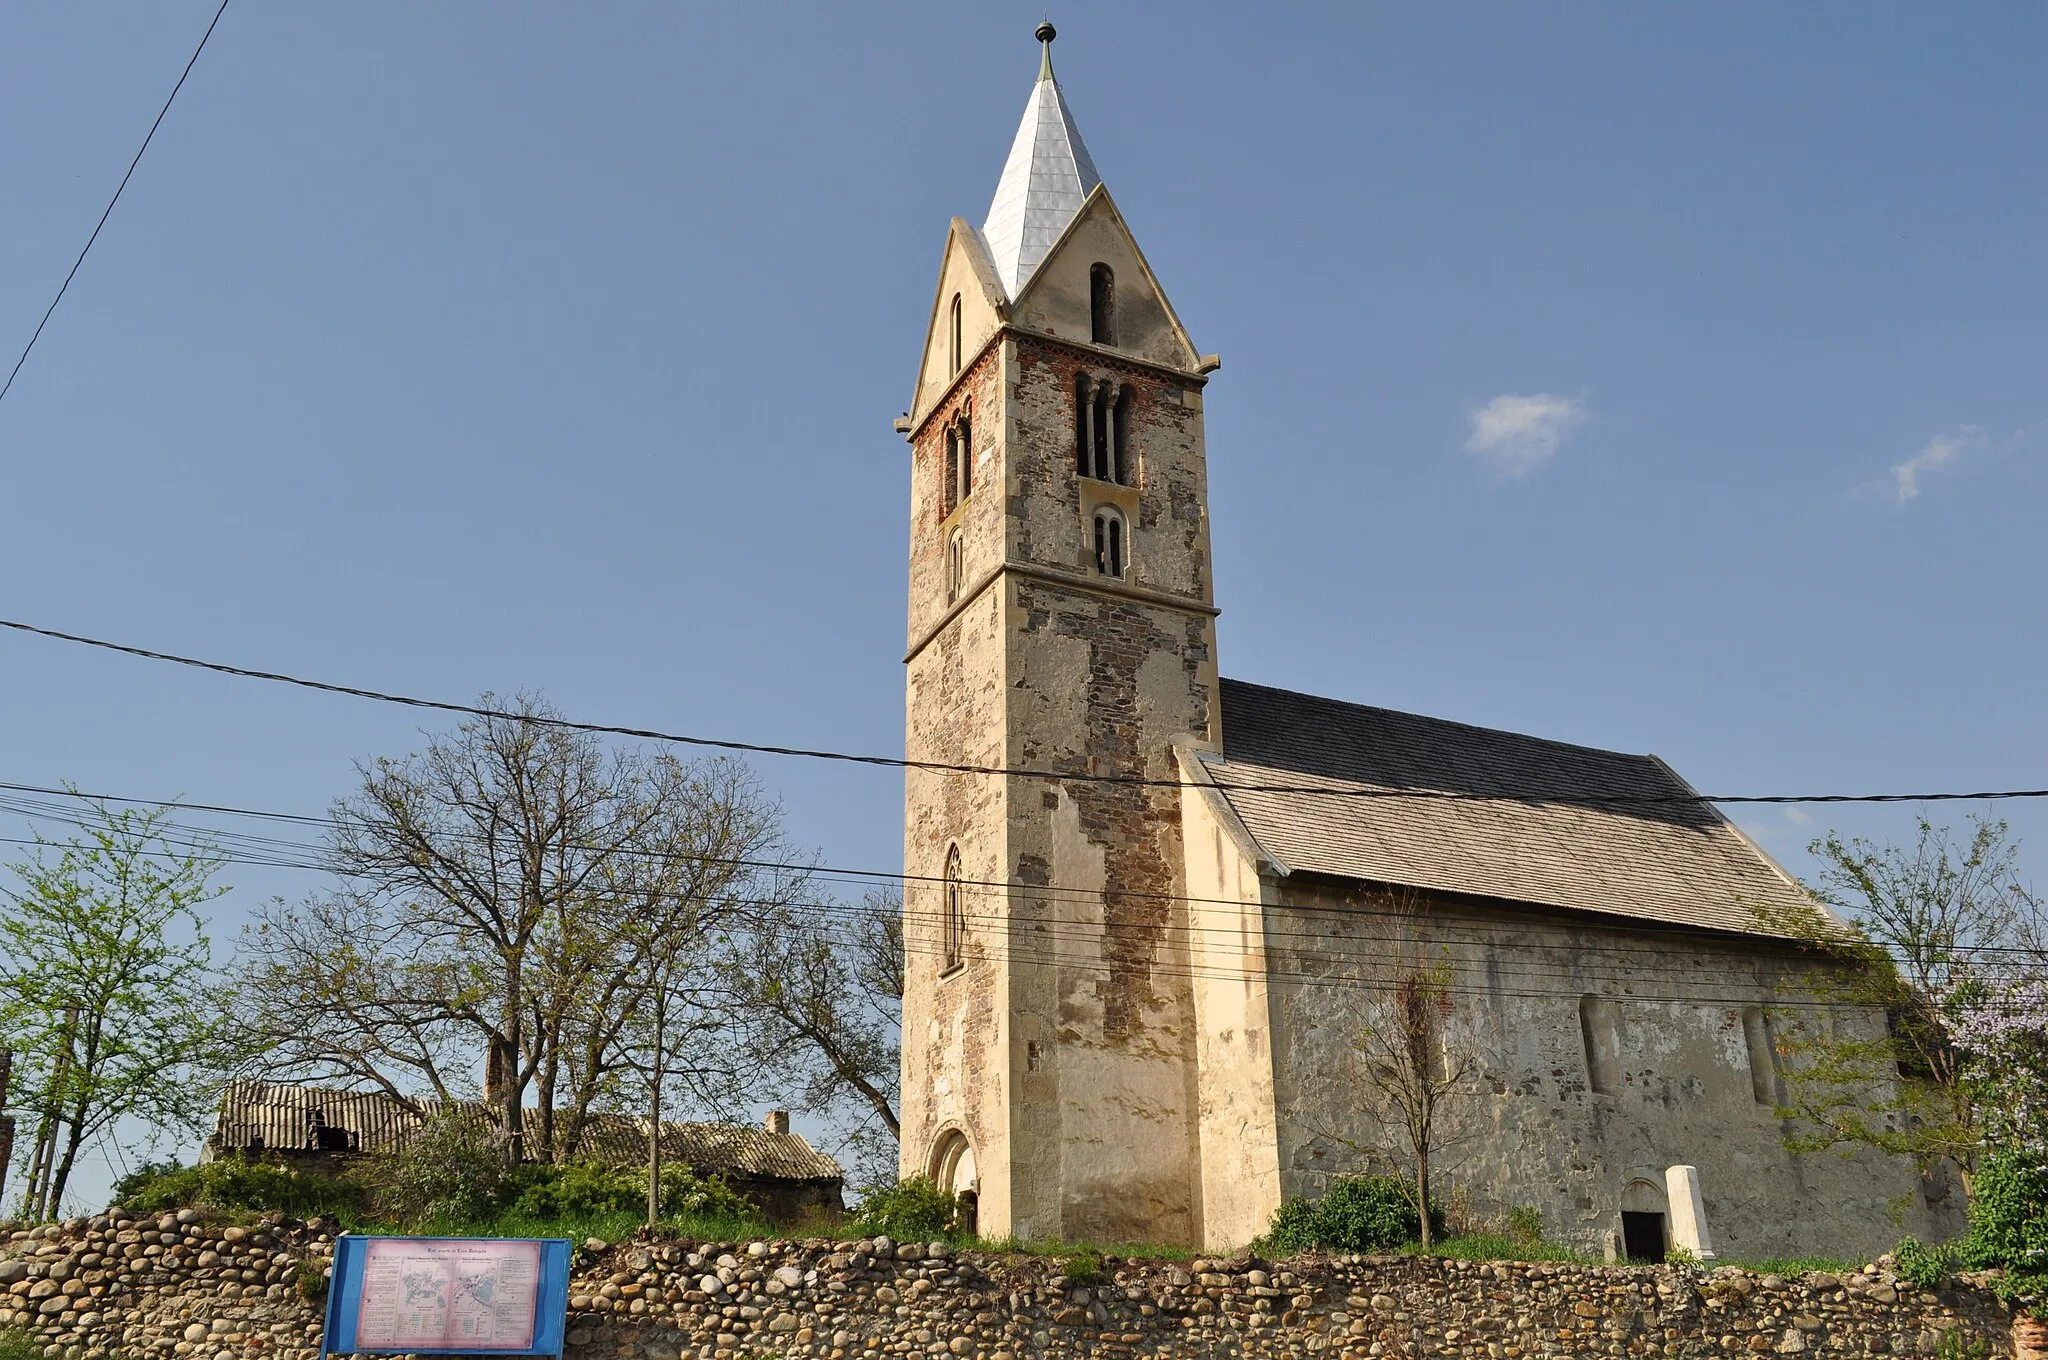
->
1074, 375, 1132, 485
942, 405, 973, 516
948, 293, 962, 375
1092, 506, 1126, 580
942, 844, 964, 972
946, 529, 964, 604
1090, 263, 1115, 346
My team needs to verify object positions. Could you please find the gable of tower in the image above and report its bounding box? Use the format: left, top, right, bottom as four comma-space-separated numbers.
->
1008, 187, 1201, 374
910, 221, 1009, 429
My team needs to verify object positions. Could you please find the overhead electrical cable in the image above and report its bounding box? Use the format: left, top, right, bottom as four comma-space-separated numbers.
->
0, 0, 232, 408
4, 617, 2046, 808
7, 776, 2048, 964
6, 789, 2047, 986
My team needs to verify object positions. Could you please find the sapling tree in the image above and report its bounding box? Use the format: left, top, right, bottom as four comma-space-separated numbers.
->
0, 800, 225, 1218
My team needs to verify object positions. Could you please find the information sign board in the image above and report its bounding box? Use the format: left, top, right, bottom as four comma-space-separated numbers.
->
322, 1236, 572, 1358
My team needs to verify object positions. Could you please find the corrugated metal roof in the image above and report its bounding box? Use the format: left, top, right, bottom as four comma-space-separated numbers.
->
208, 1080, 842, 1184
1206, 678, 1816, 938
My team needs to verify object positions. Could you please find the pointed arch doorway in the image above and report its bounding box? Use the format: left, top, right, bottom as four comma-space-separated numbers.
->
930, 1128, 979, 1237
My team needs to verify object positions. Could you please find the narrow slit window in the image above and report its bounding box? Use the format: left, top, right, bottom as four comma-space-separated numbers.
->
957, 409, 973, 502
1092, 384, 1112, 480
1742, 1006, 1782, 1106
946, 530, 963, 604
1093, 506, 1126, 579
943, 425, 958, 516
1580, 995, 1620, 1095
1075, 375, 1092, 477
1090, 263, 1116, 346
942, 845, 964, 972
949, 294, 962, 375
1112, 387, 1131, 485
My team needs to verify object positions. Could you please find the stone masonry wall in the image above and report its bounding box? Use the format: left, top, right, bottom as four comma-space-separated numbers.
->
0, 1213, 2021, 1360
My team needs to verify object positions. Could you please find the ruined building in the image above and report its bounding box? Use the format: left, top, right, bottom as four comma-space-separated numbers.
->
895, 26, 1953, 1260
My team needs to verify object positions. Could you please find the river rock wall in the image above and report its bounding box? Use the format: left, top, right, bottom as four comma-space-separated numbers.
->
0, 1210, 2020, 1360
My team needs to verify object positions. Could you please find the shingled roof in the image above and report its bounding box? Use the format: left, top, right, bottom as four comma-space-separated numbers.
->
1197, 678, 1817, 938
206, 1080, 843, 1184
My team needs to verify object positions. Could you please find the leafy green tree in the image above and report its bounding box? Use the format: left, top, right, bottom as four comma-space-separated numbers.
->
1759, 815, 2039, 1187
0, 801, 225, 1218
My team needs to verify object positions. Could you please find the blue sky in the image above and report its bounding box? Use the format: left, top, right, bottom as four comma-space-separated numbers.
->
2, 3, 2043, 1205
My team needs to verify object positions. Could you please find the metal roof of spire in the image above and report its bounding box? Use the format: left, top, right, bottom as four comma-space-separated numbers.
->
979, 22, 1102, 299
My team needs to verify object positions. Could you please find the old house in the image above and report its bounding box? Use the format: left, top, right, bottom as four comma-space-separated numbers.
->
895, 26, 1956, 1259
205, 1080, 844, 1222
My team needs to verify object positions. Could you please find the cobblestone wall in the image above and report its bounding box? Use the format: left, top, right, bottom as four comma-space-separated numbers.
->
0, 1212, 2020, 1360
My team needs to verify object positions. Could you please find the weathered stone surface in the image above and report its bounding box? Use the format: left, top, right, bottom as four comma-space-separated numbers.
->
0, 1218, 2020, 1360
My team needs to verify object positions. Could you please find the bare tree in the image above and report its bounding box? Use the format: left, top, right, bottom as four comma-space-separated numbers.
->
1285, 889, 1478, 1250
229, 696, 789, 1161
718, 887, 903, 1183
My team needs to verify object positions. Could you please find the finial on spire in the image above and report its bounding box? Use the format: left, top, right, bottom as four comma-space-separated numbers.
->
1036, 20, 1056, 81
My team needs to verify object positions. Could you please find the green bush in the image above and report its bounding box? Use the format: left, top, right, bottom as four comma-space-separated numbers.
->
1262, 1196, 1325, 1254
658, 1165, 757, 1223
111, 1156, 366, 1219
1960, 1151, 2048, 1314
375, 1112, 505, 1225
850, 1177, 960, 1241
1894, 1236, 1957, 1290
1253, 1171, 1449, 1245
1260, 1175, 1445, 1255
1506, 1206, 1544, 1245
505, 1161, 644, 1218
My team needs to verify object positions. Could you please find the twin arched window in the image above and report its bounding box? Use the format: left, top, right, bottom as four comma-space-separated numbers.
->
942, 844, 965, 972
1092, 506, 1127, 580
943, 404, 973, 516
1075, 376, 1130, 484
1090, 264, 1115, 346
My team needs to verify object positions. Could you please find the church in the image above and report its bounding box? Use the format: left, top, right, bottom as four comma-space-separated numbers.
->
894, 26, 1954, 1261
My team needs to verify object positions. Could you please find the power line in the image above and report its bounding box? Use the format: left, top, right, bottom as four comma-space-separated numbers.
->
5, 616, 2046, 808
0, 0, 231, 408
7, 785, 2048, 986
8, 775, 2048, 965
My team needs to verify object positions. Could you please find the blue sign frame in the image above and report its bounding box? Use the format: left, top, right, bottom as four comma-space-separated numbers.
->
322, 1236, 573, 1359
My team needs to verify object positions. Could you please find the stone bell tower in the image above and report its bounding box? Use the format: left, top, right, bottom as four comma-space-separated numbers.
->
897, 23, 1224, 1247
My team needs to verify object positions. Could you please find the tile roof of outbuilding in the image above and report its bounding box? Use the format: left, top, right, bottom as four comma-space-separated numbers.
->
1201, 678, 1817, 937
207, 1080, 843, 1183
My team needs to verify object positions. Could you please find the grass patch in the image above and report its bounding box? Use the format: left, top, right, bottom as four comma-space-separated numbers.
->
1396, 1234, 1596, 1264
1711, 1256, 1861, 1277
0, 1330, 44, 1360
966, 1235, 1194, 1262
373, 1206, 773, 1244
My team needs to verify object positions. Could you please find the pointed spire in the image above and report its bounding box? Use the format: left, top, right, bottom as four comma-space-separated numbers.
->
979, 21, 1101, 299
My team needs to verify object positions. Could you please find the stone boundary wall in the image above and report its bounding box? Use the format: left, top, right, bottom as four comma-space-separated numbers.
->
0, 1210, 2021, 1360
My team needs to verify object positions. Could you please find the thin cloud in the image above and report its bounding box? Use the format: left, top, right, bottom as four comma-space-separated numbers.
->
1464, 393, 1587, 478
1890, 425, 1985, 503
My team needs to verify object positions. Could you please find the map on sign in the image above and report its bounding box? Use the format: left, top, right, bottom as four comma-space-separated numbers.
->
355, 1238, 542, 1350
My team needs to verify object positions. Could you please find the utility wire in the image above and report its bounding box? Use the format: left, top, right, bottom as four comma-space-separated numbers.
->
7, 791, 2048, 984
8, 776, 2048, 963
0, 0, 231, 408
4, 616, 2046, 809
